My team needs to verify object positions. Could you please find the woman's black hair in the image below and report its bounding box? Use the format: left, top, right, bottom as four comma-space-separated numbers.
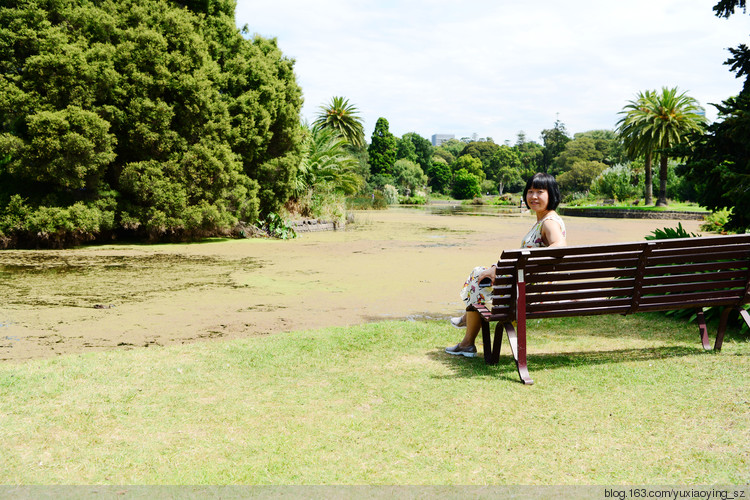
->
523, 173, 561, 210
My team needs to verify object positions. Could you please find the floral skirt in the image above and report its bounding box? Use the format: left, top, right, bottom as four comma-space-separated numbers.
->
460, 266, 492, 307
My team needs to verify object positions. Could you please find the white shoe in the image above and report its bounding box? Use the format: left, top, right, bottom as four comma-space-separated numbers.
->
450, 316, 466, 328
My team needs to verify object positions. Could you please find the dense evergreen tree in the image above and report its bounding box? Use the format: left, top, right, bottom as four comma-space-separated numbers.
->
367, 117, 397, 175
0, 0, 303, 247
681, 0, 750, 230
540, 119, 571, 172
426, 158, 451, 194
399, 132, 433, 174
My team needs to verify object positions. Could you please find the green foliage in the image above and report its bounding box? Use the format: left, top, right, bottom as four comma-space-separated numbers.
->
540, 119, 571, 171
489, 145, 523, 193
575, 129, 627, 165
644, 223, 700, 240
437, 138, 466, 157
398, 194, 427, 205
590, 164, 640, 201
367, 118, 397, 175
682, 92, 750, 232
432, 147, 455, 166
390, 159, 427, 194
617, 87, 706, 206
553, 136, 603, 175
451, 168, 481, 200
556, 160, 607, 194
0, 194, 115, 248
712, 17, 750, 234
515, 133, 544, 174
381, 184, 399, 205
396, 136, 417, 163
458, 141, 500, 180
295, 125, 362, 197
644, 218, 749, 334
450, 155, 484, 182
400, 132, 433, 174
481, 179, 498, 195
426, 158, 451, 194
312, 96, 365, 148
0, 0, 303, 247
700, 208, 732, 233
346, 191, 387, 210
258, 212, 296, 239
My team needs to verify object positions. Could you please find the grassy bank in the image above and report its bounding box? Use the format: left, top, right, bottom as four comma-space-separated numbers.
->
1, 314, 747, 485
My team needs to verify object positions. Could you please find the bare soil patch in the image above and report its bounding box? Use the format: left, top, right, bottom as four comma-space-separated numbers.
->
0, 209, 703, 362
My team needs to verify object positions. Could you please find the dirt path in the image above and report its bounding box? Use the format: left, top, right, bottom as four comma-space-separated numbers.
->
0, 209, 704, 362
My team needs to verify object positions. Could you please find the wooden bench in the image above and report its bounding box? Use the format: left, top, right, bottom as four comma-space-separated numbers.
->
468, 233, 750, 385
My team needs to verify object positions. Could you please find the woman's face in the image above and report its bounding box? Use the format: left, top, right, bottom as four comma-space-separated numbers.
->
526, 187, 549, 212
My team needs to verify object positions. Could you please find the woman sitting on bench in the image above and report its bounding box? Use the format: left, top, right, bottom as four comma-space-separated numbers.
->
445, 172, 567, 357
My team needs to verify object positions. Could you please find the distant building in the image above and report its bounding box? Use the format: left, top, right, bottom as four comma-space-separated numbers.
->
431, 134, 454, 146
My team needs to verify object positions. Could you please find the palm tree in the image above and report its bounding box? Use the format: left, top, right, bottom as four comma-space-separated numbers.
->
312, 96, 366, 148
293, 125, 362, 198
618, 87, 706, 206
644, 87, 706, 206
616, 90, 657, 205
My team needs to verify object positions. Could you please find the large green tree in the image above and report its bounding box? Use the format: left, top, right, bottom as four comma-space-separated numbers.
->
458, 140, 500, 179
540, 119, 571, 172
400, 132, 433, 174
0, 0, 303, 247
426, 158, 451, 194
489, 145, 523, 193
681, 1, 750, 230
312, 96, 365, 148
552, 136, 604, 175
367, 117, 397, 175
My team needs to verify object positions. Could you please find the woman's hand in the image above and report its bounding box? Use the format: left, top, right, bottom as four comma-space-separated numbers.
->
478, 266, 496, 284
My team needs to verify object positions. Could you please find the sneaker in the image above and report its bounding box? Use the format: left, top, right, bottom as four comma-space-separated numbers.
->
445, 343, 477, 357
450, 316, 466, 328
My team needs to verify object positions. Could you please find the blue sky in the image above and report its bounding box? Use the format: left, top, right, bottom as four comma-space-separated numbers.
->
235, 1, 749, 144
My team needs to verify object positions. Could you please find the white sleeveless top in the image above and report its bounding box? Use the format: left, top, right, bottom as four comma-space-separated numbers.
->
521, 212, 566, 248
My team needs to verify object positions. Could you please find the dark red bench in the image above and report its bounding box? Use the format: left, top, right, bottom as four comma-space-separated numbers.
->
469, 234, 750, 385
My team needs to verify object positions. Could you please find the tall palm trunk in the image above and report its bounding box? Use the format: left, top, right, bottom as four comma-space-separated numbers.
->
644, 152, 653, 205
656, 154, 669, 207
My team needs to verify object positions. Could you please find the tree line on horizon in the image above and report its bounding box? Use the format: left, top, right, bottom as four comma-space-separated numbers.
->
1, 0, 749, 248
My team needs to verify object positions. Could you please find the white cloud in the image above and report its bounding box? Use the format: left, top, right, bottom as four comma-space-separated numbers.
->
235, 1, 750, 144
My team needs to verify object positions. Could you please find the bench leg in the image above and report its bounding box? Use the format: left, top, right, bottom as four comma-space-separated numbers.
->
492, 322, 503, 364
481, 319, 495, 365
504, 322, 534, 385
696, 309, 711, 350
482, 320, 497, 365
715, 306, 733, 352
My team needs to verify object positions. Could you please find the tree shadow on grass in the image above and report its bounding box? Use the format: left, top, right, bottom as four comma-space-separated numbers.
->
427, 345, 707, 382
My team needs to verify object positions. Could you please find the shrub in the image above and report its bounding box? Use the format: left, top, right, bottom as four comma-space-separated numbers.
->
481, 180, 498, 195
645, 223, 699, 240
590, 164, 640, 201
700, 209, 732, 234
644, 223, 748, 335
451, 168, 481, 200
258, 212, 296, 239
381, 185, 399, 205
399, 194, 427, 205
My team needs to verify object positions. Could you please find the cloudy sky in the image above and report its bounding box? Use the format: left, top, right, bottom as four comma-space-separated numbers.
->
235, 1, 749, 145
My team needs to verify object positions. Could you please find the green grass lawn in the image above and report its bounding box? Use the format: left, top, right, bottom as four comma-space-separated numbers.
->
1, 313, 748, 485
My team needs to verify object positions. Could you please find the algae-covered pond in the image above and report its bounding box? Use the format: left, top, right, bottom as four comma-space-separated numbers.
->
0, 209, 704, 362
